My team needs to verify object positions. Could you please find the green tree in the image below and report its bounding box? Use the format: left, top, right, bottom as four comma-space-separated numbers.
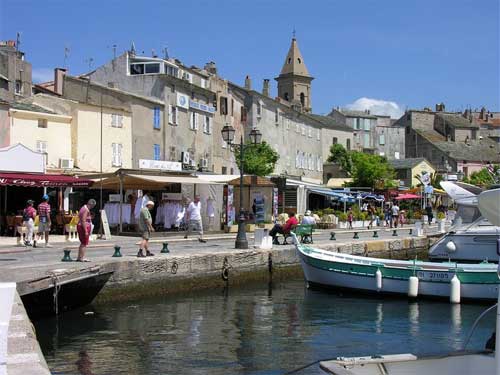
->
463, 166, 498, 187
327, 144, 352, 174
234, 141, 279, 176
349, 152, 396, 188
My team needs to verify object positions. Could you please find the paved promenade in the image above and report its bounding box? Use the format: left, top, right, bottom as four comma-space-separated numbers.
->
0, 224, 442, 289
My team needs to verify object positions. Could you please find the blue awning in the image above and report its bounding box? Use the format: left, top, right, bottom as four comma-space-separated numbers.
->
309, 188, 356, 202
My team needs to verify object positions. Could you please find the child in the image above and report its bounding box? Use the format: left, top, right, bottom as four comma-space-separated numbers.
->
347, 208, 353, 230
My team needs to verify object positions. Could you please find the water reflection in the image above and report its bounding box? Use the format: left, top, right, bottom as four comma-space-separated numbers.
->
34, 279, 496, 375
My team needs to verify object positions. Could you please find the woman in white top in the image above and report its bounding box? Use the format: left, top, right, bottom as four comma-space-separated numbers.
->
301, 210, 316, 225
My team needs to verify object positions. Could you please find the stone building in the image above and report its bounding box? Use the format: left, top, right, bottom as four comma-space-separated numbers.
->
396, 105, 500, 177
0, 39, 32, 102
85, 51, 239, 174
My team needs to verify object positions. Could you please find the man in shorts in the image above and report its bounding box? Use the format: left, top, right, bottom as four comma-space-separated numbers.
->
137, 200, 155, 257
37, 194, 52, 247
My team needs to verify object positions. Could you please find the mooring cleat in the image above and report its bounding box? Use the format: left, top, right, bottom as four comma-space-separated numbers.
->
112, 245, 122, 257
161, 242, 170, 253
61, 249, 73, 262
353, 232, 359, 239
330, 232, 336, 241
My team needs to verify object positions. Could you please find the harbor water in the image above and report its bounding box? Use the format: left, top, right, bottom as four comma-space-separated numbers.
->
34, 277, 495, 375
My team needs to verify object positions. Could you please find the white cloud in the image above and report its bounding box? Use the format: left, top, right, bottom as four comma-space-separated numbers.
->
345, 97, 404, 119
32, 68, 54, 83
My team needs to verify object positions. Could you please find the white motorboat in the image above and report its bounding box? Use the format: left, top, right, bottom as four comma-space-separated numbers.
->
316, 188, 500, 375
429, 181, 500, 262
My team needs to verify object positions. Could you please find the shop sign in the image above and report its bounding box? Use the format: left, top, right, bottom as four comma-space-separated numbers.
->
189, 100, 215, 114
109, 194, 121, 202
177, 93, 189, 109
227, 185, 235, 225
162, 193, 182, 201
139, 159, 182, 172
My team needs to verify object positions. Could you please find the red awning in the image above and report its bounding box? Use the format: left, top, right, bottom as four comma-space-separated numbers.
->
0, 173, 93, 188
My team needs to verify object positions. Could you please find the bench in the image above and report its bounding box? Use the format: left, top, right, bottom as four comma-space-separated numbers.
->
276, 224, 315, 245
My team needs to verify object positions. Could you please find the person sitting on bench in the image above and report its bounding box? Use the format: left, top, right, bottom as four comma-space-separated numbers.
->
269, 212, 298, 244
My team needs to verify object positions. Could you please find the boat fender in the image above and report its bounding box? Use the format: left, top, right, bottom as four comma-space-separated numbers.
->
446, 241, 457, 253
408, 276, 419, 298
375, 269, 382, 291
450, 275, 461, 304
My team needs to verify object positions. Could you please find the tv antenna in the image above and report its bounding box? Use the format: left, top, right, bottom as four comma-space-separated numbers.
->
163, 46, 169, 59
64, 46, 70, 69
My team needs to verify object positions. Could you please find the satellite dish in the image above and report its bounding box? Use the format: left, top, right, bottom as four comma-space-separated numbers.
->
477, 188, 500, 227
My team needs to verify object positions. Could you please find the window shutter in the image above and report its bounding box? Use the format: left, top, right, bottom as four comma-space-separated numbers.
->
194, 113, 199, 130
168, 105, 173, 124
174, 107, 178, 125
190, 112, 194, 129
118, 144, 122, 166
112, 143, 117, 166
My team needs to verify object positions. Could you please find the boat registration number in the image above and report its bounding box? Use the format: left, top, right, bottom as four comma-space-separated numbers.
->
416, 271, 451, 281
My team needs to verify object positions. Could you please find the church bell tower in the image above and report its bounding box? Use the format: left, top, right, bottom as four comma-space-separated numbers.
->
275, 37, 313, 113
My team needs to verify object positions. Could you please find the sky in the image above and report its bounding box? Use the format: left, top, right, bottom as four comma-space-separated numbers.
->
1, 0, 499, 118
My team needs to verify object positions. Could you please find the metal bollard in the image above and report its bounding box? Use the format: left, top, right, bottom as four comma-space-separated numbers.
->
373, 231, 379, 238
161, 242, 170, 254
353, 232, 359, 239
112, 245, 122, 257
61, 249, 73, 262
330, 232, 336, 241
392, 229, 398, 236
409, 228, 413, 235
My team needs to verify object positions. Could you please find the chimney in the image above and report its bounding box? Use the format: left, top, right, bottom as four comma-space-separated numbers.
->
262, 79, 270, 96
435, 102, 445, 112
480, 107, 486, 120
54, 67, 67, 95
244, 75, 252, 90
204, 61, 217, 75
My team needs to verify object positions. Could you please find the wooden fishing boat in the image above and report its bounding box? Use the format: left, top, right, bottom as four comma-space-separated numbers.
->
295, 238, 499, 302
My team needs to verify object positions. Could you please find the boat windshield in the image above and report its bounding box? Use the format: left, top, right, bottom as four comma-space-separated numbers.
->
451, 205, 483, 229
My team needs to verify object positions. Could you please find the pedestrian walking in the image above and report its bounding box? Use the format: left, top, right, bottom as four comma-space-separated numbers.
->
425, 203, 433, 225
347, 208, 354, 230
137, 201, 155, 257
184, 195, 206, 243
391, 201, 400, 228
76, 199, 96, 262
37, 194, 52, 247
367, 204, 376, 229
22, 200, 36, 246
384, 204, 392, 228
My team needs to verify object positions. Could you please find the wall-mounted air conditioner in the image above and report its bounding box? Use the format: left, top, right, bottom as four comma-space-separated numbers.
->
59, 158, 74, 169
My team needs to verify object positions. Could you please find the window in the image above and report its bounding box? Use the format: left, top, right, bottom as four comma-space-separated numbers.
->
354, 118, 361, 130
241, 106, 247, 123
332, 137, 338, 145
288, 58, 292, 64
296, 123, 300, 133
222, 166, 227, 175
363, 133, 370, 148
190, 112, 198, 130
38, 119, 47, 128
295, 150, 300, 168
200, 78, 207, 89
301, 125, 306, 136
302, 152, 306, 169
257, 101, 262, 116
346, 139, 351, 150
231, 99, 234, 116
284, 92, 289, 101
275, 109, 279, 123
36, 140, 47, 153
153, 107, 161, 129
15, 80, 22, 94
165, 64, 178, 77
111, 114, 123, 128
379, 134, 385, 145
317, 156, 321, 171
112, 143, 122, 167
300, 93, 305, 107
286, 119, 290, 130
363, 118, 371, 131
220, 96, 228, 115
153, 144, 161, 161
317, 129, 320, 141
308, 127, 312, 138
168, 105, 178, 125
130, 62, 161, 75
203, 116, 212, 134
145, 63, 160, 74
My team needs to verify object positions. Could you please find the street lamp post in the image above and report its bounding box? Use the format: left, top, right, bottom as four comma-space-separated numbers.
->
221, 124, 262, 249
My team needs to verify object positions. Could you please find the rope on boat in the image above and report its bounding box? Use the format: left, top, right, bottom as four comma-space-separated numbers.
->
280, 358, 333, 374
463, 303, 497, 350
